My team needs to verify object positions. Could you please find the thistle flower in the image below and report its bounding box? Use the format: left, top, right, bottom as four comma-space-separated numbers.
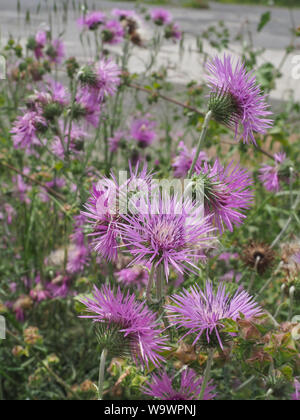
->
130, 116, 157, 148
173, 141, 208, 178
192, 159, 253, 233
242, 241, 275, 274
67, 244, 89, 274
119, 194, 216, 280
116, 262, 150, 289
143, 368, 216, 400
46, 39, 65, 64
11, 111, 47, 149
259, 152, 290, 192
79, 285, 168, 367
109, 130, 126, 152
165, 23, 182, 42
75, 87, 101, 127
78, 11, 106, 30
34, 30, 47, 59
78, 58, 121, 102
102, 20, 125, 45
206, 54, 273, 144
81, 165, 151, 263
166, 281, 262, 349
150, 9, 172, 26
51, 121, 87, 159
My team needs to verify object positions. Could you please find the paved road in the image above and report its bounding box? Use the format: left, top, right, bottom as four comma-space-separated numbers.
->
0, 0, 300, 100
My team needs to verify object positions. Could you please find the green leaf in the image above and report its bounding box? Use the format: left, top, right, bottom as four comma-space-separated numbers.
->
257, 11, 271, 32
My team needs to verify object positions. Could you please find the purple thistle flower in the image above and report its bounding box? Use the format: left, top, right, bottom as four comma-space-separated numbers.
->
119, 194, 216, 280
143, 368, 216, 400
206, 54, 273, 145
116, 262, 150, 289
34, 30, 47, 59
291, 379, 300, 400
81, 164, 151, 263
112, 8, 138, 20
102, 20, 125, 45
194, 159, 253, 233
150, 8, 172, 26
130, 116, 157, 148
51, 121, 86, 159
173, 141, 208, 178
76, 87, 101, 127
258, 152, 288, 192
67, 244, 89, 274
94, 58, 121, 102
46, 39, 65, 64
11, 111, 47, 149
165, 23, 182, 42
109, 130, 126, 152
166, 281, 262, 349
79, 285, 168, 367
78, 11, 106, 30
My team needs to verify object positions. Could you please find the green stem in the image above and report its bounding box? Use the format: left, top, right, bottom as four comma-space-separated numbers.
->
289, 286, 295, 321
199, 348, 214, 400
188, 110, 212, 178
146, 263, 156, 303
98, 348, 108, 401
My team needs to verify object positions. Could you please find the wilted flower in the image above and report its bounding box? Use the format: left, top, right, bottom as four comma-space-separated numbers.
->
193, 159, 253, 233
166, 281, 262, 349
143, 368, 216, 400
206, 54, 273, 144
242, 241, 275, 274
79, 285, 168, 367
259, 152, 290, 192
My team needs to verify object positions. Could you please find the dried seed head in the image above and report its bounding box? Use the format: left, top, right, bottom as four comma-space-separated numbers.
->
242, 241, 275, 274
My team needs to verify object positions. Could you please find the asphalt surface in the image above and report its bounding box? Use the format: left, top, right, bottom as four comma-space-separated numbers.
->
0, 1, 299, 100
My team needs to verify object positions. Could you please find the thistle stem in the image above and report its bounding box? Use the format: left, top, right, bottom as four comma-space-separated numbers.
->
156, 264, 164, 304
146, 263, 156, 303
289, 286, 295, 321
199, 348, 214, 401
98, 348, 108, 400
188, 110, 212, 179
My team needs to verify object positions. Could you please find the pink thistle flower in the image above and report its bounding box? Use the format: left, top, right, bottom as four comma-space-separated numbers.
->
166, 281, 262, 349
67, 244, 89, 274
75, 87, 101, 127
206, 54, 273, 144
258, 152, 288, 192
173, 141, 208, 178
46, 39, 65, 64
119, 194, 216, 280
194, 159, 253, 233
34, 30, 47, 59
150, 8, 172, 26
11, 111, 47, 149
102, 20, 125, 45
165, 23, 182, 42
130, 116, 157, 148
109, 130, 126, 152
112, 9, 138, 21
78, 11, 106, 30
143, 368, 216, 400
116, 262, 150, 289
81, 164, 151, 263
79, 285, 168, 367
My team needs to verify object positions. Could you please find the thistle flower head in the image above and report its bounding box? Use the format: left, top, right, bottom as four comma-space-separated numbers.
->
242, 241, 275, 274
206, 54, 273, 144
79, 285, 168, 367
78, 11, 106, 30
259, 152, 291, 192
143, 368, 216, 400
173, 141, 208, 178
166, 281, 262, 349
150, 8, 172, 26
11, 111, 47, 149
102, 20, 125, 45
193, 159, 253, 233
130, 116, 157, 148
116, 263, 150, 289
119, 194, 216, 280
